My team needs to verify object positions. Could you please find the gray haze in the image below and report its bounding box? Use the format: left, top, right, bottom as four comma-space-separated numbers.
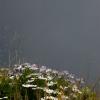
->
0, 0, 100, 82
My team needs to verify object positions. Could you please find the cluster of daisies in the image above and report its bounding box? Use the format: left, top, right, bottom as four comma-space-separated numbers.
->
0, 63, 96, 100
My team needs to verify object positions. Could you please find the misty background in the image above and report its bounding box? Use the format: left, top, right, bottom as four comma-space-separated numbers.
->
0, 0, 100, 82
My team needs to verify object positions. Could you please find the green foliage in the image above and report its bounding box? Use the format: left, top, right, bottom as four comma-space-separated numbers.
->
0, 68, 98, 100
57, 76, 69, 87
79, 87, 96, 100
20, 68, 33, 83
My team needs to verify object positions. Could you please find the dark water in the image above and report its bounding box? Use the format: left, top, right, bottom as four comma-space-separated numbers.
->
0, 1, 100, 83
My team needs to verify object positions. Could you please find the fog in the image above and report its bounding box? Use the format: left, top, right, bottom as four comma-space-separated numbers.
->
0, 0, 100, 82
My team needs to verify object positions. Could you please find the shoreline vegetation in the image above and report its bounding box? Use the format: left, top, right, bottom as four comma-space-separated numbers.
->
0, 63, 99, 100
